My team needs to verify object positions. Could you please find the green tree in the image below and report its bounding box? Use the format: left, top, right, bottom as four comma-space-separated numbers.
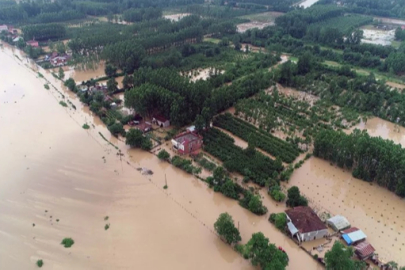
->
122, 74, 133, 89
286, 186, 308, 207
108, 122, 125, 137
214, 213, 241, 245
274, 213, 287, 231
244, 232, 289, 269
107, 77, 118, 93
325, 241, 366, 270
248, 195, 266, 214
194, 114, 205, 133
107, 12, 113, 23
141, 137, 153, 150
58, 67, 65, 80
213, 166, 226, 184
64, 78, 77, 92
220, 179, 239, 199
105, 64, 117, 77
56, 41, 66, 54
297, 52, 312, 75
126, 129, 144, 147
157, 149, 170, 160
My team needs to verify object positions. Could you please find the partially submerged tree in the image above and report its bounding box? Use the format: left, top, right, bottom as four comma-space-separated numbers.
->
214, 213, 241, 245
286, 186, 308, 207
325, 241, 366, 270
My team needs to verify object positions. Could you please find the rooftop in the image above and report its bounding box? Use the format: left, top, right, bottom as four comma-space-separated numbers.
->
153, 115, 168, 122
354, 241, 375, 258
327, 215, 350, 231
342, 227, 359, 234
174, 131, 202, 144
285, 206, 327, 234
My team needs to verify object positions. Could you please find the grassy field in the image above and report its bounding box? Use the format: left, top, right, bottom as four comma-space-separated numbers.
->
203, 37, 221, 44
310, 14, 372, 33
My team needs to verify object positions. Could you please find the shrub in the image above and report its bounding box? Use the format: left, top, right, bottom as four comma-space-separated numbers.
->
108, 122, 125, 137
61, 238, 74, 248
157, 149, 170, 161
59, 101, 67, 107
44, 84, 49, 90
82, 123, 90, 129
105, 224, 110, 230
36, 259, 43, 267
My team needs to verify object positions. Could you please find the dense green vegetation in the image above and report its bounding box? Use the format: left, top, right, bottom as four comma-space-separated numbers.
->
61, 238, 74, 248
213, 113, 300, 163
314, 129, 405, 197
325, 241, 366, 270
214, 213, 241, 245
125, 129, 152, 150
235, 232, 289, 270
203, 128, 283, 186
286, 186, 308, 207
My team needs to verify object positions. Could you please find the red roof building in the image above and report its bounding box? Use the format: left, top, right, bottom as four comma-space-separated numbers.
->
285, 206, 328, 242
171, 131, 203, 155
26, 40, 39, 47
354, 241, 375, 260
341, 227, 359, 234
135, 122, 152, 133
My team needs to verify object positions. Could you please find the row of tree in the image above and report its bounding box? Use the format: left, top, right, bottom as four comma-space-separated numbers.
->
314, 129, 405, 197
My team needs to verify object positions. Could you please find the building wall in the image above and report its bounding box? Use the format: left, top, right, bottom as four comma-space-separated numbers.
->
185, 139, 202, 154
298, 229, 328, 242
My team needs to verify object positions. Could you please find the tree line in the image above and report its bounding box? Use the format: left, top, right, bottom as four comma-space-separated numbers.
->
314, 129, 405, 197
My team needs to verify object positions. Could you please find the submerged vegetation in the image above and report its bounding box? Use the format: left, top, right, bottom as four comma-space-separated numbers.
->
61, 238, 74, 248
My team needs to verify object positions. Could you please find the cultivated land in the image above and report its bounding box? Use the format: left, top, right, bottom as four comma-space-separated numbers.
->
3, 0, 405, 268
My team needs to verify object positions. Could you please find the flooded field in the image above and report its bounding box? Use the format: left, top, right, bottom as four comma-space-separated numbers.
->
163, 13, 191, 22
182, 68, 224, 82
297, 0, 320, 9
0, 44, 321, 269
350, 117, 405, 147
361, 28, 395, 46
237, 21, 275, 33
65, 62, 106, 83
289, 157, 405, 265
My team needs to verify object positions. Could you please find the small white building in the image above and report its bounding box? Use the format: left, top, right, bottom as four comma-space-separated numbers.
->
13, 36, 23, 42
0, 25, 8, 33
327, 215, 350, 231
153, 115, 170, 128
285, 206, 328, 242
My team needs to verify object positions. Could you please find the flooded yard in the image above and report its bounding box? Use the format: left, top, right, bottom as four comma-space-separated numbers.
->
0, 43, 321, 269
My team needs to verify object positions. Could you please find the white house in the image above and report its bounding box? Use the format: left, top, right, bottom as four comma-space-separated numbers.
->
285, 206, 328, 242
152, 115, 170, 128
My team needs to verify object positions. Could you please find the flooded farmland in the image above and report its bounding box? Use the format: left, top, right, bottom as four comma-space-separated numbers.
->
289, 157, 405, 265
0, 45, 321, 269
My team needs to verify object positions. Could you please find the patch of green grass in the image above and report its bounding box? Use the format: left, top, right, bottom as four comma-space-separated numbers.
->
36, 259, 43, 268
82, 123, 90, 129
59, 101, 68, 107
203, 37, 221, 44
324, 60, 341, 67
61, 238, 74, 248
44, 84, 50, 90
105, 224, 110, 230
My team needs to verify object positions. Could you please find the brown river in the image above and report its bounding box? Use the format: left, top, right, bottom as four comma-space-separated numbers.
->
0, 45, 321, 269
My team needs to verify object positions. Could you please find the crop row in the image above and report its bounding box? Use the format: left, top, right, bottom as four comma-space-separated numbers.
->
203, 128, 283, 186
213, 113, 300, 163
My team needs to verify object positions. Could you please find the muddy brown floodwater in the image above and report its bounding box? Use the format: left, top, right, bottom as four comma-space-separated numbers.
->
0, 44, 321, 269
290, 117, 405, 265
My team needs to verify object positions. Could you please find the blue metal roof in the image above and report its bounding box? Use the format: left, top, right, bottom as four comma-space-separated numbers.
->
287, 221, 299, 235
342, 234, 353, 245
